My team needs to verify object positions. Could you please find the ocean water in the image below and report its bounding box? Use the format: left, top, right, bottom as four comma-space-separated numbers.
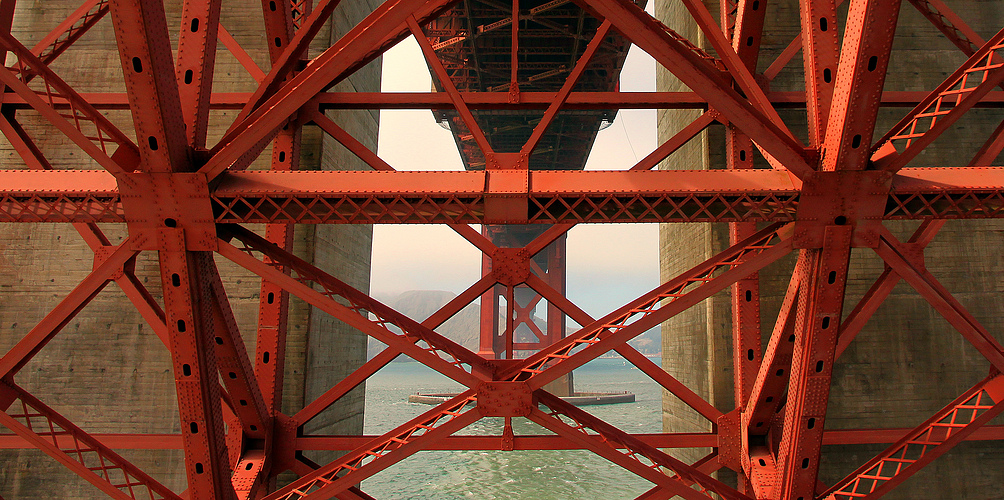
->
360, 357, 664, 499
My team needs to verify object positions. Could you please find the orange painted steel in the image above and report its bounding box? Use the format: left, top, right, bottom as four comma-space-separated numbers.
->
0, 0, 1002, 499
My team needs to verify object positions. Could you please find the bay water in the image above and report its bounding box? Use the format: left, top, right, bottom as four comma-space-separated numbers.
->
360, 357, 665, 499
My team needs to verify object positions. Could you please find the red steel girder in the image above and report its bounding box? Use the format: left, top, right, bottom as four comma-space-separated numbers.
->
264, 393, 480, 500
4, 426, 1004, 451
740, 256, 804, 495
775, 227, 853, 500
874, 26, 1004, 172
108, 0, 189, 173
3, 89, 1004, 111
821, 371, 1004, 500
502, 223, 794, 388
13, 167, 1004, 224
159, 241, 236, 500
0, 381, 180, 500
203, 263, 271, 441
820, 0, 901, 171
175, 0, 222, 149
798, 0, 839, 146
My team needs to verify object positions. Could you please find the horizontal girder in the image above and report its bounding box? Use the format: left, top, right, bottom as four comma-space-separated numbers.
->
2, 167, 1004, 224
1, 90, 1001, 111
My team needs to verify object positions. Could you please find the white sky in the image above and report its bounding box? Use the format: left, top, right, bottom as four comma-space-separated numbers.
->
372, 18, 661, 320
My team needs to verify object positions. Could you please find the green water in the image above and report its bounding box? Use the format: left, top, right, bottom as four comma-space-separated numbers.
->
359, 357, 664, 499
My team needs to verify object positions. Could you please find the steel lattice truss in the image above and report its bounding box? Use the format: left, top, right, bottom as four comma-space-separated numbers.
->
0, 0, 1002, 499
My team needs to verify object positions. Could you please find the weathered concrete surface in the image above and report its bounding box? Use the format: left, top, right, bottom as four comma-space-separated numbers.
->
657, 0, 1004, 497
0, 1, 380, 497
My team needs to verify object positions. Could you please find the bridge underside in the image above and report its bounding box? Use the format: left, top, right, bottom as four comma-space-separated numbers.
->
0, 0, 1002, 499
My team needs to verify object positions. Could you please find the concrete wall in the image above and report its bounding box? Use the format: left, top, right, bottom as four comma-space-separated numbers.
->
657, 0, 1004, 496
0, 1, 379, 497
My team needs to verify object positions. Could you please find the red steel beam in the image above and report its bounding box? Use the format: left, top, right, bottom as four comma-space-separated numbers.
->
0, 241, 137, 379
175, 0, 222, 149
874, 227, 1004, 372
730, 0, 766, 67
108, 0, 189, 173
263, 393, 480, 500
798, 0, 839, 146
3, 90, 1004, 111
726, 0, 769, 420
580, 0, 813, 179
742, 254, 804, 430
820, 0, 901, 171
159, 241, 236, 500
875, 27, 1004, 173
3, 426, 1004, 451
821, 372, 1004, 499
0, 382, 181, 500
252, 1, 305, 476
13, 167, 1004, 224
774, 226, 853, 500
727, 139, 762, 415
204, 265, 271, 440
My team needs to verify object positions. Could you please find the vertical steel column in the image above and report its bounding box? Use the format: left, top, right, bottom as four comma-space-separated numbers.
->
774, 227, 852, 500
255, 0, 303, 419
479, 228, 502, 359
160, 238, 236, 500
545, 235, 567, 347
108, 0, 188, 173
798, 0, 839, 145
175, 0, 222, 149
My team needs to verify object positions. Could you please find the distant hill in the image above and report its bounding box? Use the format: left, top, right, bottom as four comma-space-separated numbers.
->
369, 290, 661, 359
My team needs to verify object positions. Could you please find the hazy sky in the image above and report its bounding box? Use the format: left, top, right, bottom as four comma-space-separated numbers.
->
372, 14, 660, 322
